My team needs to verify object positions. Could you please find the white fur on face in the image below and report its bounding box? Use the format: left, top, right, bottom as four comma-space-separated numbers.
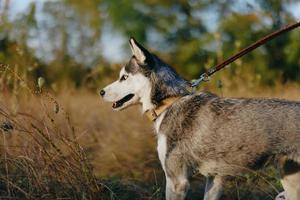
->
102, 67, 154, 111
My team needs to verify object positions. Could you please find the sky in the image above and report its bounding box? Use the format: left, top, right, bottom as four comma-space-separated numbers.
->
2, 0, 300, 63
1, 0, 127, 63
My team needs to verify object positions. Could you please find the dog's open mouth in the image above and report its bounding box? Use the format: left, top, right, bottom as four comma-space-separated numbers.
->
112, 94, 135, 109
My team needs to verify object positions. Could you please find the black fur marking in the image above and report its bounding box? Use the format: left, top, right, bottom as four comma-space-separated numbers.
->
248, 154, 272, 170
150, 79, 173, 105
125, 54, 190, 106
149, 55, 190, 105
282, 159, 300, 176
126, 39, 190, 105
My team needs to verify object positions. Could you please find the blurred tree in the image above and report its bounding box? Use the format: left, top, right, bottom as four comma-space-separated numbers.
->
1, 0, 300, 90
103, 0, 300, 84
255, 0, 300, 83
102, 0, 211, 79
0, 2, 42, 92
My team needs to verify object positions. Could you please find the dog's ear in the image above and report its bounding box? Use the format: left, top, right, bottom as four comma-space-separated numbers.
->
129, 37, 152, 64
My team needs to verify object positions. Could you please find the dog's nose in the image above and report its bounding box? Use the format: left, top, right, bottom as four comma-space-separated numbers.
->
100, 89, 105, 97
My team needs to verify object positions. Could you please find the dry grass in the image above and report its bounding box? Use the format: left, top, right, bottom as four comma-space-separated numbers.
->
0, 83, 299, 199
0, 88, 160, 199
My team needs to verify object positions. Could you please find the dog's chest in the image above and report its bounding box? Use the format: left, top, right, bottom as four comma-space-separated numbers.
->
154, 112, 168, 171
154, 112, 166, 134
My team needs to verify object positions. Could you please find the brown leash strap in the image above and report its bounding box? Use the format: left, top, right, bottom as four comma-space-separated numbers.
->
190, 20, 300, 88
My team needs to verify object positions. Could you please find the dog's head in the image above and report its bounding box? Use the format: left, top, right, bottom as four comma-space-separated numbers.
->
100, 38, 190, 112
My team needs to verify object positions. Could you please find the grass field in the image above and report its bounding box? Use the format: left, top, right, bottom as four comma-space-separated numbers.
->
0, 83, 299, 199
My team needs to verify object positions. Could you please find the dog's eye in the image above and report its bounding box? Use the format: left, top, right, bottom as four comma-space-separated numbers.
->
120, 74, 129, 81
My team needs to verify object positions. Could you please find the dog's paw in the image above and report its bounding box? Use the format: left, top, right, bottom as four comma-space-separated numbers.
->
275, 191, 286, 200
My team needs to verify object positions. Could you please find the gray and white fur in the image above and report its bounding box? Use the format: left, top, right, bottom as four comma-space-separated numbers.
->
100, 38, 300, 200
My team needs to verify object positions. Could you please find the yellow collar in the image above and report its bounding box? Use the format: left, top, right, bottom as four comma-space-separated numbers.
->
145, 97, 180, 121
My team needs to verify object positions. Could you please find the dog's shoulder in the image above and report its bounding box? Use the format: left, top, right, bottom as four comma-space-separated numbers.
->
176, 91, 218, 107
158, 92, 217, 134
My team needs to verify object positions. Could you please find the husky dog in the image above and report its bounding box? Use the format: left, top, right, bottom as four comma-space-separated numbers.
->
100, 38, 300, 200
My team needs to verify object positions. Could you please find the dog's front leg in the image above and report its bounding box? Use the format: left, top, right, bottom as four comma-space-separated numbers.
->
203, 176, 223, 200
164, 157, 189, 200
157, 134, 189, 200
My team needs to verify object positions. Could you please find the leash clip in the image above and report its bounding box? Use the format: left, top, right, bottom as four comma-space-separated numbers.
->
190, 73, 210, 89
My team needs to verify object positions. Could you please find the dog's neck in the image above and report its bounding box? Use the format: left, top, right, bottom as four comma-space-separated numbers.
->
144, 97, 180, 121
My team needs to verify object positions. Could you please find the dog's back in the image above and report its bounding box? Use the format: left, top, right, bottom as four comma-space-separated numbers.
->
160, 92, 300, 176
